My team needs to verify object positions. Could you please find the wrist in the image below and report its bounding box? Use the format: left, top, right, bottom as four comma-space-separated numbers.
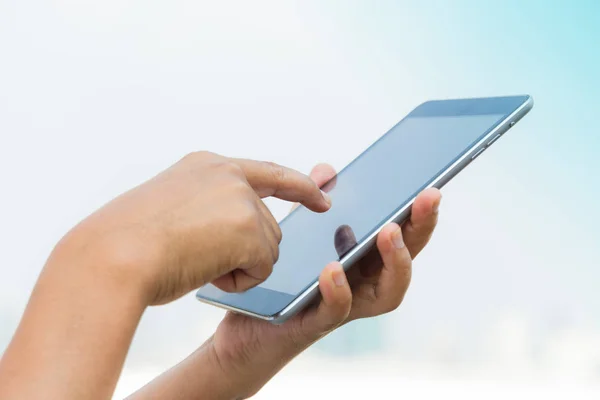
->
53, 220, 163, 307
128, 337, 243, 400
200, 337, 243, 399
209, 321, 319, 399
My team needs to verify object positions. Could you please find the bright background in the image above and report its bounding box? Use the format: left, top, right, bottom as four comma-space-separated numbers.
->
1, 1, 599, 399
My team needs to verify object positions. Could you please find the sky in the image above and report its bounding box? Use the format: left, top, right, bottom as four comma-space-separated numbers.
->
0, 1, 599, 399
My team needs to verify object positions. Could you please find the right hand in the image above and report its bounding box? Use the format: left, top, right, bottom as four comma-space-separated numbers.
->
127, 164, 441, 400
60, 151, 331, 306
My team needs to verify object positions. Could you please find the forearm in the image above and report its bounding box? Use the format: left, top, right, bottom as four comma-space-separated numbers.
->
129, 332, 314, 400
0, 231, 147, 399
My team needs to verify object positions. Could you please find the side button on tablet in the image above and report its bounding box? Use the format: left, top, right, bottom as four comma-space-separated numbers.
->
471, 147, 485, 161
487, 133, 501, 146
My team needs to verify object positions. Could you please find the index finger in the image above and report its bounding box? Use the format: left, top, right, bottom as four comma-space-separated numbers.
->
289, 163, 337, 214
230, 158, 332, 213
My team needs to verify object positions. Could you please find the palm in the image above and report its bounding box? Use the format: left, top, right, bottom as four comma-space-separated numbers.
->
214, 309, 307, 353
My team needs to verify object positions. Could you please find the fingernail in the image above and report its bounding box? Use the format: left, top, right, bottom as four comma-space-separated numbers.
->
321, 190, 332, 206
332, 267, 346, 287
433, 195, 442, 214
392, 228, 405, 249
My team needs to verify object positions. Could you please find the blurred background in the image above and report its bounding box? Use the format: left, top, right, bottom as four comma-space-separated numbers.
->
1, 1, 599, 398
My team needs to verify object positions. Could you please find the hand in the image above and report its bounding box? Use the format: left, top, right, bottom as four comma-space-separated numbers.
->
0, 152, 331, 400
130, 163, 441, 399
61, 151, 331, 305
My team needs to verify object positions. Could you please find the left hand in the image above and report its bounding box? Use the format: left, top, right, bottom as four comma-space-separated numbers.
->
129, 163, 441, 399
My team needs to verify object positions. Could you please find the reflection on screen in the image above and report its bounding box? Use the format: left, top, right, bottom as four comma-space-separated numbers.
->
259, 114, 504, 295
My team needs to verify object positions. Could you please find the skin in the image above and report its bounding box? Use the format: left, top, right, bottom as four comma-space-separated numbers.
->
128, 164, 441, 399
0, 152, 330, 399
0, 157, 440, 399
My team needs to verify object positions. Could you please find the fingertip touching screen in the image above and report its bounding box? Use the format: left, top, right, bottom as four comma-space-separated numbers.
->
258, 112, 505, 295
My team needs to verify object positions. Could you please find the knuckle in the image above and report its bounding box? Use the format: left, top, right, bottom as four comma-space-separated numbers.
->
247, 255, 273, 284
413, 214, 438, 239
221, 160, 244, 177
258, 237, 278, 269
182, 150, 212, 163
229, 177, 252, 197
210, 159, 244, 181
235, 203, 261, 231
261, 256, 275, 278
402, 251, 414, 275
273, 225, 283, 244
264, 161, 286, 184
397, 260, 412, 294
270, 239, 280, 264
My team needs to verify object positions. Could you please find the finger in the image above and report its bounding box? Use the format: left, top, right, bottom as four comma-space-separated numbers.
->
357, 247, 383, 279
211, 267, 266, 293
309, 163, 337, 188
212, 202, 280, 293
333, 224, 357, 257
371, 223, 412, 315
300, 262, 352, 336
289, 163, 337, 214
335, 224, 381, 287
343, 248, 383, 298
255, 199, 282, 274
256, 198, 282, 245
403, 188, 441, 258
333, 224, 380, 286
231, 159, 331, 212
